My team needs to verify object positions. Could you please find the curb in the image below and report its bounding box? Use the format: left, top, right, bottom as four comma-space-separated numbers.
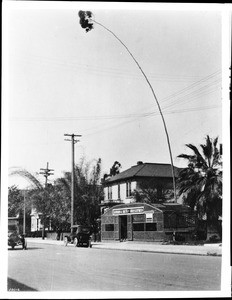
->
26, 238, 222, 257
91, 246, 222, 257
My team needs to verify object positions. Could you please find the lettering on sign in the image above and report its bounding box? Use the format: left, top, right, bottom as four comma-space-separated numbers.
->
113, 207, 144, 215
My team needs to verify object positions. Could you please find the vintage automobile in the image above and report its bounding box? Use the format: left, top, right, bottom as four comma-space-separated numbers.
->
64, 225, 92, 248
8, 231, 27, 250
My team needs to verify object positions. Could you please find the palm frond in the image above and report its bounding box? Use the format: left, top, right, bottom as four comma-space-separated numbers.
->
9, 168, 43, 189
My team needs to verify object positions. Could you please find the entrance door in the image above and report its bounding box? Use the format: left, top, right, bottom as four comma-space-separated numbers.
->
120, 216, 127, 240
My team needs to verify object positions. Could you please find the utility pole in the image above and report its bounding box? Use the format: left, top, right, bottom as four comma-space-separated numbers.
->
40, 162, 54, 188
23, 190, 26, 235
39, 162, 54, 239
64, 133, 81, 233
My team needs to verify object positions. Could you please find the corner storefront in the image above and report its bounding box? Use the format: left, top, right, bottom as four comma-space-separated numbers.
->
101, 202, 196, 242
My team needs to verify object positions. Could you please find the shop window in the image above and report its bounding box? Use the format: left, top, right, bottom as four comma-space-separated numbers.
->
145, 223, 157, 231
133, 214, 145, 223
133, 222, 157, 231
105, 224, 114, 231
133, 223, 145, 231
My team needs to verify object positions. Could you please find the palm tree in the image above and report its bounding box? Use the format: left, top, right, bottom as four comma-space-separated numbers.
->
9, 168, 48, 239
77, 10, 177, 201
177, 135, 222, 240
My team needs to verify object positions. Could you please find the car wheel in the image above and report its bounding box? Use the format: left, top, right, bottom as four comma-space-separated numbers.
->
73, 237, 78, 247
64, 237, 68, 247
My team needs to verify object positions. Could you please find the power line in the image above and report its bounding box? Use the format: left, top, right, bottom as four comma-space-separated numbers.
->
12, 53, 209, 82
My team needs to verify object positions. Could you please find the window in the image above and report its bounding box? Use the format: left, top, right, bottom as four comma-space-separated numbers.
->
105, 224, 114, 231
108, 186, 112, 200
118, 184, 120, 199
133, 223, 145, 231
133, 222, 157, 231
126, 181, 132, 197
133, 214, 145, 223
145, 223, 157, 231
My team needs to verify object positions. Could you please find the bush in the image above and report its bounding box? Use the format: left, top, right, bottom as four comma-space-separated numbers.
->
206, 234, 221, 243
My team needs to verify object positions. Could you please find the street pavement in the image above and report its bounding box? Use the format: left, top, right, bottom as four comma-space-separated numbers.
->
25, 237, 222, 256
8, 241, 222, 291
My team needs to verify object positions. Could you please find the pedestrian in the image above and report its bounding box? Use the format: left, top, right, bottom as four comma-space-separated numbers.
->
20, 234, 27, 250
172, 231, 176, 242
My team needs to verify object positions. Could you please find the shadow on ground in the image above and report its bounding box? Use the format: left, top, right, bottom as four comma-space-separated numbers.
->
8, 247, 43, 251
8, 278, 37, 291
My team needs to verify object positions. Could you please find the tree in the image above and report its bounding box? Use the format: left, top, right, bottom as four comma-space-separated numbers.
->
9, 168, 51, 239
78, 10, 177, 201
73, 158, 103, 229
103, 161, 122, 180
177, 135, 222, 240
9, 158, 104, 237
8, 185, 23, 217
8, 185, 31, 233
133, 179, 174, 204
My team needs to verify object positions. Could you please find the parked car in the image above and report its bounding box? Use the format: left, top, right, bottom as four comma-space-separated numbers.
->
8, 231, 27, 250
64, 225, 92, 248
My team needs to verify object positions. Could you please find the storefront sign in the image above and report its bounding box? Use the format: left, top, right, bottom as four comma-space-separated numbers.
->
113, 207, 144, 215
145, 212, 154, 222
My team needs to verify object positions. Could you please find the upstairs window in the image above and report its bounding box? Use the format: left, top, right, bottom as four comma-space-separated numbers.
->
118, 184, 121, 199
108, 186, 112, 200
126, 181, 132, 197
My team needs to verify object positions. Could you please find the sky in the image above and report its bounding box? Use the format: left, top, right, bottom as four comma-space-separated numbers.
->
3, 2, 230, 189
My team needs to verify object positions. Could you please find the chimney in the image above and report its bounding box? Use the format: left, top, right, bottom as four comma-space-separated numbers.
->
137, 161, 143, 165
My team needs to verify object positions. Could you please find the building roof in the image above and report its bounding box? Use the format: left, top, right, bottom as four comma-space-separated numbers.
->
104, 162, 181, 184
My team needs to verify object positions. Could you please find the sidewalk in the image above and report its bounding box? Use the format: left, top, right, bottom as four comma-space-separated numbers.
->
26, 238, 222, 257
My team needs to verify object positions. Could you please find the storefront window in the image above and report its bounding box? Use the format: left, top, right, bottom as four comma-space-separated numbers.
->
105, 224, 114, 231
133, 223, 144, 231
133, 222, 157, 231
145, 223, 157, 231
133, 214, 145, 223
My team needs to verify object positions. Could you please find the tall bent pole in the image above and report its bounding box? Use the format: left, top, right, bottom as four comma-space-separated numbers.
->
78, 11, 177, 201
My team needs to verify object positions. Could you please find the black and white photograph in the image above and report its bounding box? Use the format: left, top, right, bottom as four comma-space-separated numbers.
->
1, 1, 231, 298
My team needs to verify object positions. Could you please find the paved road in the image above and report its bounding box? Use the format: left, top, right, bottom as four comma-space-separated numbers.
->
8, 242, 221, 291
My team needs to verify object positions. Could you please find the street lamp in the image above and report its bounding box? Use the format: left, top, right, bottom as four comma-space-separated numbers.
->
78, 11, 177, 201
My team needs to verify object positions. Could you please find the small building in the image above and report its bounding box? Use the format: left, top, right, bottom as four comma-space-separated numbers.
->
101, 202, 196, 242
30, 208, 43, 232
100, 161, 183, 214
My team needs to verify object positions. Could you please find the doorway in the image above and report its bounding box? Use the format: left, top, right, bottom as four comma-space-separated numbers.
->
120, 216, 127, 240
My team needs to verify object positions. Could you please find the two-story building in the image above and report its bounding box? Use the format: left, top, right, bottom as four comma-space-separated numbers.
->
100, 161, 181, 213
100, 162, 196, 242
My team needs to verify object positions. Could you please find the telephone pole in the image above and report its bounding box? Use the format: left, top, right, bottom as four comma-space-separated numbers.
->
39, 162, 54, 239
64, 133, 81, 232
40, 162, 54, 188
23, 190, 26, 235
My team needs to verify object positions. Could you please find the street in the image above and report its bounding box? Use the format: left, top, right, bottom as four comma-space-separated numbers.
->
8, 242, 221, 291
